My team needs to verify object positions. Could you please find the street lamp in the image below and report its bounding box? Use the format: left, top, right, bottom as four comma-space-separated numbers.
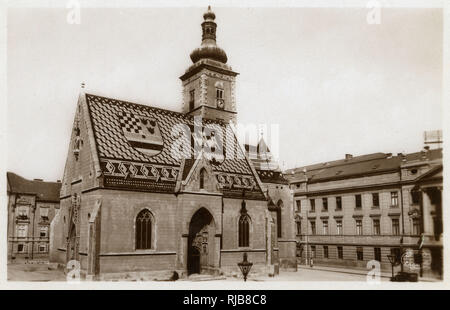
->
237, 252, 253, 282
387, 254, 396, 280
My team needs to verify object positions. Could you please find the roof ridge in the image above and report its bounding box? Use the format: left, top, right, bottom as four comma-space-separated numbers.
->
296, 153, 389, 172
85, 92, 188, 118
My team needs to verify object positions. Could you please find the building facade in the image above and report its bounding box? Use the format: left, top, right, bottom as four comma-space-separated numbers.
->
7, 172, 61, 261
286, 147, 443, 279
245, 138, 297, 271
49, 7, 295, 280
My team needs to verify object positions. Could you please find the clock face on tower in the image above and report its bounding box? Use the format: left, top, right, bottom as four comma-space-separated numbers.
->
217, 98, 224, 109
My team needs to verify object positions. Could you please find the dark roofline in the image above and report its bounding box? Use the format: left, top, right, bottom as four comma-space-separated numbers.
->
85, 93, 187, 118
85, 93, 231, 127
287, 152, 388, 175
306, 166, 400, 184
7, 172, 61, 202
286, 148, 442, 184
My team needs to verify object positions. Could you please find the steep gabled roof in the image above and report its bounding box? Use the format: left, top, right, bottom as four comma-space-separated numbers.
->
245, 138, 287, 184
84, 93, 264, 199
7, 172, 61, 202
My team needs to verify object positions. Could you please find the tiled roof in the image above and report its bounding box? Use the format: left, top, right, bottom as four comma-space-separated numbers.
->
286, 148, 443, 183
85, 93, 263, 197
7, 172, 61, 202
245, 138, 287, 184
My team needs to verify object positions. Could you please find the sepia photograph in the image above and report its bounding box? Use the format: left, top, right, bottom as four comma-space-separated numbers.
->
1, 0, 448, 293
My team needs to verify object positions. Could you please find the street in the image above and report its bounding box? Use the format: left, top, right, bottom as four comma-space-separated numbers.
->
7, 263, 387, 282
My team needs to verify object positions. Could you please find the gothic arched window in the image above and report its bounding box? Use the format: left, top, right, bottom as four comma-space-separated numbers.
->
199, 168, 206, 189
277, 200, 283, 238
239, 214, 250, 247
136, 209, 153, 250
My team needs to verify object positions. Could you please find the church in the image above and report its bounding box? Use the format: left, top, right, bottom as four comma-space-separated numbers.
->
50, 7, 296, 280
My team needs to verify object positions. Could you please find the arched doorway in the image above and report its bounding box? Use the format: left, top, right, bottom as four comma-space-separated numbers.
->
187, 208, 215, 275
189, 247, 201, 274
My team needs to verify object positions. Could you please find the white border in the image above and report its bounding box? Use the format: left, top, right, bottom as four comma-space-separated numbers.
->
0, 0, 448, 290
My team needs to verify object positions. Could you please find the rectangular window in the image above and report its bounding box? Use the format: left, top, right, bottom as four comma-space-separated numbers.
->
296, 200, 301, 212
16, 225, 28, 238
372, 193, 380, 207
310, 221, 316, 235
412, 218, 421, 235
310, 245, 316, 258
17, 244, 25, 252
374, 247, 381, 262
40, 226, 48, 238
323, 220, 329, 235
17, 206, 29, 218
216, 88, 223, 99
310, 199, 315, 212
373, 219, 380, 235
337, 246, 343, 259
336, 220, 343, 235
357, 247, 364, 261
391, 191, 399, 207
336, 196, 342, 210
411, 190, 420, 204
323, 246, 329, 259
296, 221, 301, 236
322, 198, 328, 211
356, 219, 363, 235
355, 194, 362, 209
392, 218, 400, 235
39, 245, 47, 253
189, 90, 195, 110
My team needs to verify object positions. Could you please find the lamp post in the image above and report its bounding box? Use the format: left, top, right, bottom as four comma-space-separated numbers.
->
237, 252, 253, 282
387, 254, 396, 281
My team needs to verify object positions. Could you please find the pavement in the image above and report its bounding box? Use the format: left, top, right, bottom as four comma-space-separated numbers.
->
296, 265, 439, 282
8, 262, 66, 282
6, 262, 440, 282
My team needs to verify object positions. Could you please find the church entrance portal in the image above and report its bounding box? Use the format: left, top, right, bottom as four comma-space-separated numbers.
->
187, 208, 215, 275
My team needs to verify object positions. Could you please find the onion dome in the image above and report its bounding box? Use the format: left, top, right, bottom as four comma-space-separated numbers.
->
190, 6, 228, 64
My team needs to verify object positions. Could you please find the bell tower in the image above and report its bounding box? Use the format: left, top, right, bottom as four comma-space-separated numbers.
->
180, 6, 239, 124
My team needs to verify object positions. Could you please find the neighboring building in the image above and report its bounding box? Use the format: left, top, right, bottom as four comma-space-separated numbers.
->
285, 147, 443, 279
7, 172, 61, 261
50, 7, 295, 280
245, 138, 297, 271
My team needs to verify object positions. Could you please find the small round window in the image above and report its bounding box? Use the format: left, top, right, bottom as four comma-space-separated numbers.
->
410, 169, 418, 175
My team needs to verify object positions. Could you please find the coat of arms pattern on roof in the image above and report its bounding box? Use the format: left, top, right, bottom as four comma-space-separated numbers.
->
85, 93, 264, 197
118, 111, 164, 157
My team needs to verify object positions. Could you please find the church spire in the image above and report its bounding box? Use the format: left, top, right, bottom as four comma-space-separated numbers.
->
181, 6, 238, 124
190, 6, 228, 64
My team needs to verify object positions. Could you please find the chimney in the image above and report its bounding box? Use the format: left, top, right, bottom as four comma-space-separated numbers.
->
420, 150, 427, 160
345, 154, 353, 160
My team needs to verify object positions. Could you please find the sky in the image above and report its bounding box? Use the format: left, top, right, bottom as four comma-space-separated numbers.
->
6, 4, 443, 181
